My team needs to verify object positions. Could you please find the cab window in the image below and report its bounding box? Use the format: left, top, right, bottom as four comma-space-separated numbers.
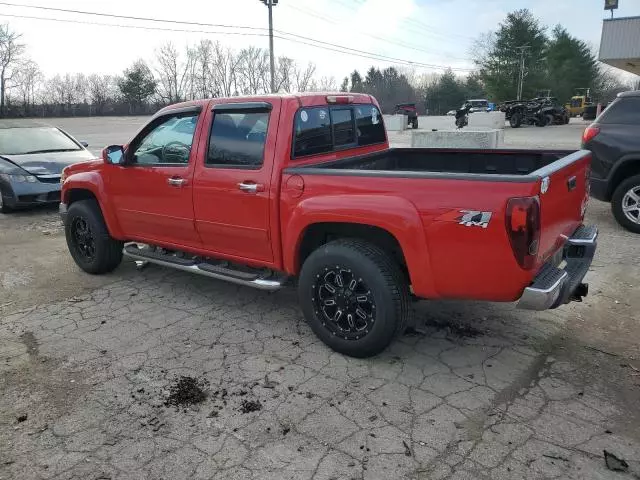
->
293, 104, 385, 158
132, 113, 198, 165
207, 111, 270, 168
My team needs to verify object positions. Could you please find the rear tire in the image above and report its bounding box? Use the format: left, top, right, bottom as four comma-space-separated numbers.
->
298, 239, 409, 358
611, 175, 640, 234
412, 119, 419, 129
509, 113, 522, 128
65, 199, 124, 273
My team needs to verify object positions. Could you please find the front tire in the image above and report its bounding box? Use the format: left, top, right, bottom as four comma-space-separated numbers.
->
611, 175, 640, 234
509, 113, 522, 128
65, 199, 124, 273
0, 191, 13, 213
298, 239, 409, 358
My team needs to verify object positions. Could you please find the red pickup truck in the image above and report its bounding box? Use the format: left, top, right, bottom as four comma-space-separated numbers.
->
60, 93, 597, 357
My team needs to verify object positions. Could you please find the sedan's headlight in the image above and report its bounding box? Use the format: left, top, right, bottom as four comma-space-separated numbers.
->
0, 173, 38, 183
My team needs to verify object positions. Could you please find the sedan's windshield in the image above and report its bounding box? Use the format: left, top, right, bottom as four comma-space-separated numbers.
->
0, 127, 81, 155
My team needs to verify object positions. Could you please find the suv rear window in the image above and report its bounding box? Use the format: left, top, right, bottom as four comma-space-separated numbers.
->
599, 97, 640, 125
293, 104, 385, 158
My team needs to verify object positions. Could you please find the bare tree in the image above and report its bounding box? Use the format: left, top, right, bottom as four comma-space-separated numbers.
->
293, 62, 316, 93
211, 41, 240, 97
317, 76, 338, 91
275, 56, 295, 93
88, 74, 117, 114
192, 40, 215, 98
13, 59, 42, 114
237, 46, 269, 95
0, 23, 25, 116
155, 42, 194, 103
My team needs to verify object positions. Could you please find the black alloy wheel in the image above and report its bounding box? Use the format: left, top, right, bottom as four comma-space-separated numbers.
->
314, 267, 376, 341
71, 216, 96, 261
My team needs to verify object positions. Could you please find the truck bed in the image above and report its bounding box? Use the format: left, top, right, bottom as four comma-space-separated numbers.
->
289, 148, 577, 180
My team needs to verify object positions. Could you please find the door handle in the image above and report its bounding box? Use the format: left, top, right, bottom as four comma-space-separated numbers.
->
167, 177, 187, 187
238, 182, 264, 193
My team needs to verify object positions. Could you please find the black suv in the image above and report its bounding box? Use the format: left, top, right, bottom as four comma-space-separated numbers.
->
583, 91, 640, 233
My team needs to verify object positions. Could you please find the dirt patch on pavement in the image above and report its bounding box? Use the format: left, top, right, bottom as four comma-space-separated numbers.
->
164, 376, 209, 407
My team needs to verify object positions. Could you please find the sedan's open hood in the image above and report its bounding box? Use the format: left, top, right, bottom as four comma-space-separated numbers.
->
0, 150, 96, 176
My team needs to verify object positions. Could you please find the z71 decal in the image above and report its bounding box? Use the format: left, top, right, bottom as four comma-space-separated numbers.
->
459, 210, 492, 228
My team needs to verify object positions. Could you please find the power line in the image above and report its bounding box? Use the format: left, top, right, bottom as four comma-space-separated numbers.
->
326, 0, 475, 41
0, 2, 473, 71
282, 3, 470, 61
0, 12, 473, 71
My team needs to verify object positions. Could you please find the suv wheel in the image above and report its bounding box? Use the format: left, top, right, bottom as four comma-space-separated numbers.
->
298, 239, 409, 358
65, 199, 124, 273
611, 174, 640, 234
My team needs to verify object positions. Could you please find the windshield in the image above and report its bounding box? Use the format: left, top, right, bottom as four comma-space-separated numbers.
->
0, 127, 81, 155
469, 100, 488, 108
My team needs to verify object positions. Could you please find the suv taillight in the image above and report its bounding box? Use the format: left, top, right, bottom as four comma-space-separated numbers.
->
582, 124, 600, 145
506, 196, 541, 270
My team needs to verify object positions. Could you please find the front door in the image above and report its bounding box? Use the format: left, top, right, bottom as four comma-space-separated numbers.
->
192, 102, 278, 264
107, 110, 203, 247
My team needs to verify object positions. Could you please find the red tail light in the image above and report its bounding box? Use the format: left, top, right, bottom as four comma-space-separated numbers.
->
582, 125, 600, 145
506, 196, 541, 270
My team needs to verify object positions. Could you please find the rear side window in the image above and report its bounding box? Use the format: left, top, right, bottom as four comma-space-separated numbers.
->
355, 105, 385, 146
207, 111, 269, 168
293, 104, 385, 158
599, 98, 640, 125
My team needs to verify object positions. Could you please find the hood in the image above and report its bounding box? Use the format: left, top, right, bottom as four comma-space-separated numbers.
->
1, 150, 96, 176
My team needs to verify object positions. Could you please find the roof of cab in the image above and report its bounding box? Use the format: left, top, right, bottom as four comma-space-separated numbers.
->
157, 92, 377, 115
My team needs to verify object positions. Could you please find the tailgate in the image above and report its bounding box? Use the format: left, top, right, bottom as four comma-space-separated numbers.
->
535, 150, 591, 267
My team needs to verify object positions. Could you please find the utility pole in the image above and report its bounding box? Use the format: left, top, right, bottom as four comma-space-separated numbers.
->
260, 0, 278, 93
515, 45, 530, 100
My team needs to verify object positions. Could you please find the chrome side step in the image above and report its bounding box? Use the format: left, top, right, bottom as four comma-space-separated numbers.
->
123, 246, 286, 292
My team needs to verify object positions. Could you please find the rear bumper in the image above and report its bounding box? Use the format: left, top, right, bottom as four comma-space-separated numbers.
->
589, 177, 609, 202
517, 225, 597, 310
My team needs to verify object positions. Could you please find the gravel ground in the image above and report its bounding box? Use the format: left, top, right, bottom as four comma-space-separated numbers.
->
1, 116, 639, 480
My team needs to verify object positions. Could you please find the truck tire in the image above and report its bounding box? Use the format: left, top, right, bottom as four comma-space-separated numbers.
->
611, 175, 640, 234
509, 113, 522, 128
65, 199, 124, 274
298, 239, 409, 358
412, 119, 419, 129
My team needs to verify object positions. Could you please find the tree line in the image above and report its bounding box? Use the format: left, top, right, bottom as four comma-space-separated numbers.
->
0, 23, 338, 118
1, 10, 637, 119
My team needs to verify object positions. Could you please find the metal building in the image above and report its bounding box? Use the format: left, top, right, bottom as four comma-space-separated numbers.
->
599, 16, 640, 75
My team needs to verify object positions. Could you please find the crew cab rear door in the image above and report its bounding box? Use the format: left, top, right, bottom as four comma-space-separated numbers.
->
192, 100, 281, 264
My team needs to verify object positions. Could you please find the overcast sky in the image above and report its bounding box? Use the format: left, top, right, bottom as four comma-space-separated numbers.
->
2, 0, 640, 80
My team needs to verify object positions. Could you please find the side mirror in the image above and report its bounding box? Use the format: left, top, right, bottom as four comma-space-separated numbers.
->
80, 141, 89, 148
103, 145, 125, 165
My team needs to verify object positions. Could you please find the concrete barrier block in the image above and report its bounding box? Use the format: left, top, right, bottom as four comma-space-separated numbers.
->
411, 129, 504, 149
383, 114, 407, 131
468, 112, 506, 130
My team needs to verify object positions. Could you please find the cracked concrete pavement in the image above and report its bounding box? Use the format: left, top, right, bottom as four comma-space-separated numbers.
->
1, 199, 640, 479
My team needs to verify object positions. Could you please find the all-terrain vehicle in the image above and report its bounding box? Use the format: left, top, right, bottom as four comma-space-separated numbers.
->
534, 97, 570, 126
500, 99, 545, 128
394, 103, 418, 129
